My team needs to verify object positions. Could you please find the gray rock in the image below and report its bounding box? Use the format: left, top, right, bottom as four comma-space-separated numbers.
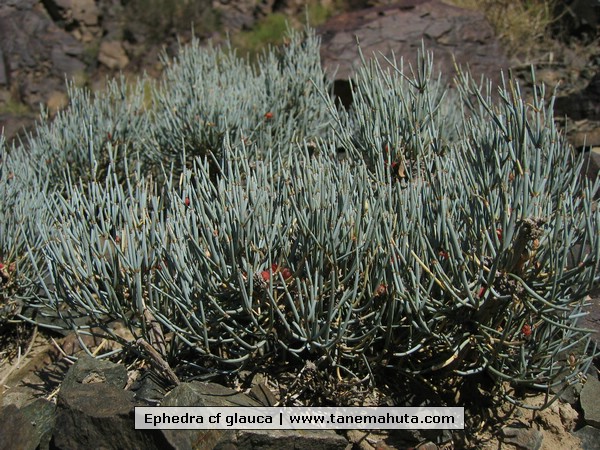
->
61, 355, 128, 389
4, 0, 38, 9
162, 382, 263, 408
0, 48, 7, 85
98, 40, 129, 70
581, 376, 600, 428
551, 380, 584, 408
51, 47, 86, 76
416, 442, 438, 450
43, 0, 100, 27
248, 382, 278, 406
574, 425, 600, 450
555, 74, 600, 122
160, 382, 254, 450
228, 428, 348, 450
19, 399, 56, 450
55, 368, 167, 450
0, 404, 39, 450
500, 424, 543, 450
0, 2, 86, 108
132, 373, 169, 405
318, 0, 509, 88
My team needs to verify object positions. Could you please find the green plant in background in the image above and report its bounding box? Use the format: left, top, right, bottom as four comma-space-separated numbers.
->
233, 13, 289, 53
1, 27, 598, 410
230, 1, 340, 62
0, 99, 32, 116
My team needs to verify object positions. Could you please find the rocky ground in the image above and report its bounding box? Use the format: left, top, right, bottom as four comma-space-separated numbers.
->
3, 313, 600, 449
0, 320, 599, 450
2, 1, 600, 449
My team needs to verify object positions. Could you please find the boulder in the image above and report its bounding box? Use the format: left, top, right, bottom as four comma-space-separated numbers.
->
573, 425, 600, 450
580, 376, 600, 428
60, 354, 128, 389
318, 0, 510, 87
159, 382, 257, 450
500, 424, 543, 450
211, 0, 260, 31
18, 399, 56, 450
53, 356, 168, 450
0, 404, 39, 450
160, 382, 349, 450
232, 429, 348, 450
0, 1, 84, 111
43, 0, 100, 28
555, 73, 600, 122
98, 40, 129, 70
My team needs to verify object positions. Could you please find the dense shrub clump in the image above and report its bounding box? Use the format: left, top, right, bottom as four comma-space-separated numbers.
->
0, 28, 598, 408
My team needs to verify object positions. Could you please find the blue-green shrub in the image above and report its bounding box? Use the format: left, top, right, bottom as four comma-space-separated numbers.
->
1, 27, 598, 408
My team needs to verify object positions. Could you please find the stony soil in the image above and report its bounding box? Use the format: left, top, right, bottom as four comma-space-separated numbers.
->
0, 319, 598, 449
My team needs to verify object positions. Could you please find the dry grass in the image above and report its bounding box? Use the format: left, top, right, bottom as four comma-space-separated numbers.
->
444, 0, 558, 58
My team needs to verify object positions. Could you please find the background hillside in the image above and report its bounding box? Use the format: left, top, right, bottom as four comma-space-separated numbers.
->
0, 0, 599, 148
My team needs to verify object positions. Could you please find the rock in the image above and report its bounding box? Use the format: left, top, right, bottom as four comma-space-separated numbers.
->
555, 73, 600, 122
581, 376, 600, 428
0, 1, 86, 107
415, 442, 438, 450
211, 0, 261, 31
46, 90, 68, 114
159, 382, 348, 450
71, 0, 100, 26
557, 0, 600, 37
230, 428, 349, 450
19, 399, 56, 450
500, 424, 543, 450
160, 382, 258, 449
0, 404, 39, 450
573, 425, 600, 450
54, 357, 167, 450
346, 429, 375, 450
318, 0, 509, 92
51, 46, 86, 76
551, 378, 583, 406
570, 127, 600, 149
4, 0, 38, 9
131, 372, 169, 405
162, 382, 263, 408
248, 382, 278, 406
61, 355, 128, 389
97, 0, 126, 41
43, 0, 100, 27
557, 402, 580, 432
0, 48, 7, 85
581, 290, 600, 345
98, 40, 129, 70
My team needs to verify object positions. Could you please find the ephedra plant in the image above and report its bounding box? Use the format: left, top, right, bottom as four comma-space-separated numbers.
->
0, 27, 598, 409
